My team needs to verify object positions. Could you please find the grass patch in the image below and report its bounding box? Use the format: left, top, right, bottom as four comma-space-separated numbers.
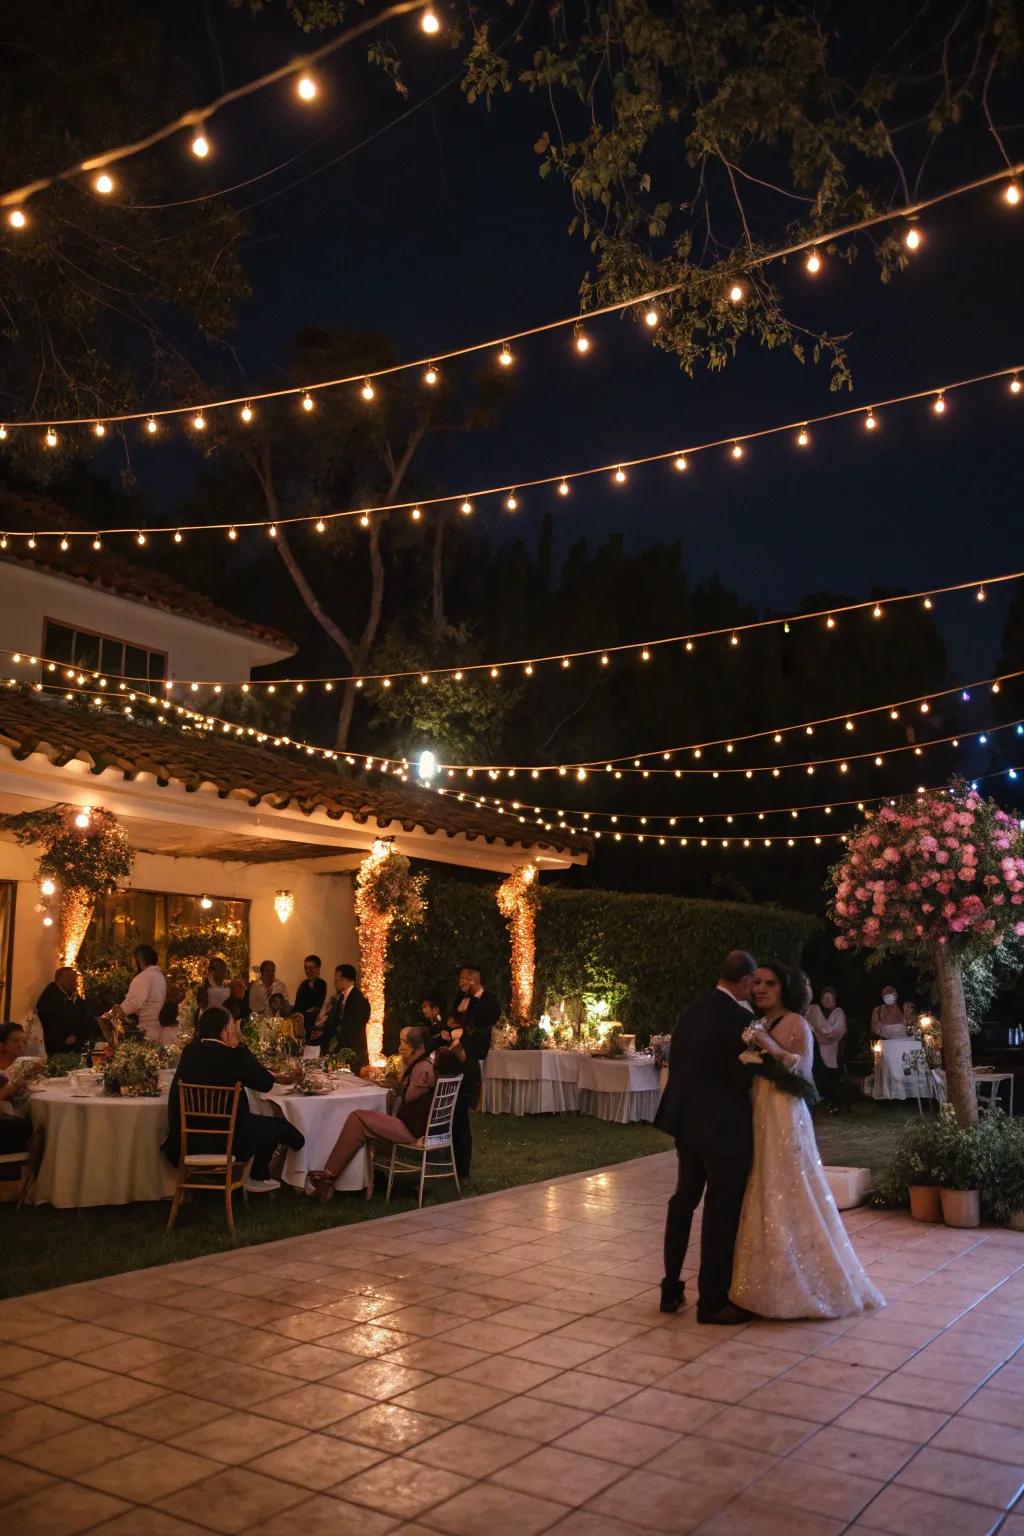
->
1, 1099, 912, 1301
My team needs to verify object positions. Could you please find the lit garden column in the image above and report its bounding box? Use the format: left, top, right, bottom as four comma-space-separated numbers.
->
496, 862, 539, 1025
354, 839, 426, 1064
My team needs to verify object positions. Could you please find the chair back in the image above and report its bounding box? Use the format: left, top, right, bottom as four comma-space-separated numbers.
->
423, 1074, 462, 1148
179, 1081, 242, 1161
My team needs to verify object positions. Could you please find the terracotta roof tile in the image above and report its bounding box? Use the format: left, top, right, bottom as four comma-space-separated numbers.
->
0, 686, 590, 859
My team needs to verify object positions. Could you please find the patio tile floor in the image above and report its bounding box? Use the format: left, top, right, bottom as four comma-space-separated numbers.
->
5, 1151, 1024, 1533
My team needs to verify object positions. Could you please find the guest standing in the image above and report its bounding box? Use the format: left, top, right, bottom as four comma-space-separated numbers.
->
807, 985, 848, 1111
871, 986, 915, 1039
447, 964, 499, 1180
0, 1023, 41, 1153
295, 955, 327, 1040
247, 959, 290, 1017
35, 967, 98, 1056
310, 964, 370, 1068
198, 958, 231, 1012
120, 945, 168, 1045
163, 1007, 304, 1193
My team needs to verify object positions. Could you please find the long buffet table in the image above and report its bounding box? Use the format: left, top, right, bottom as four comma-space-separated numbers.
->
481, 1049, 665, 1124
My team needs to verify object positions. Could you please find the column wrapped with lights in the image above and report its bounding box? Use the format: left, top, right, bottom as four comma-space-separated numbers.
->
353, 839, 426, 1064
0, 803, 134, 965
496, 863, 540, 1025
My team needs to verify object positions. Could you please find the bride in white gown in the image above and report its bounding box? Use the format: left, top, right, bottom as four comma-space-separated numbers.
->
730, 961, 884, 1321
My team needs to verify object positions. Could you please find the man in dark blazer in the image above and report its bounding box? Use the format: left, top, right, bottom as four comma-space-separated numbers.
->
36, 967, 98, 1056
654, 949, 757, 1324
448, 964, 500, 1179
311, 964, 370, 1069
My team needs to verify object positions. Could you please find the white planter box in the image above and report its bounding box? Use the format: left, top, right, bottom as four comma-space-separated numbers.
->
825, 1165, 872, 1209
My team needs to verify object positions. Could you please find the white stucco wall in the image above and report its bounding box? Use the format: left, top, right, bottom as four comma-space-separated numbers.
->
0, 561, 288, 688
0, 838, 356, 1021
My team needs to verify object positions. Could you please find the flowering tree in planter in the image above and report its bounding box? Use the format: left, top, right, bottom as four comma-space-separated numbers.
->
829, 783, 1024, 1127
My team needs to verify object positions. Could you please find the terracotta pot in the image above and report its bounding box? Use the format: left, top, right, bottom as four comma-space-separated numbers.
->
939, 1187, 980, 1228
908, 1184, 942, 1223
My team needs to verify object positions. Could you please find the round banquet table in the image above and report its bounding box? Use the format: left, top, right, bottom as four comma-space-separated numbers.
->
578, 1055, 663, 1124
870, 1037, 935, 1101
29, 1083, 175, 1208
250, 1077, 388, 1191
480, 1049, 581, 1115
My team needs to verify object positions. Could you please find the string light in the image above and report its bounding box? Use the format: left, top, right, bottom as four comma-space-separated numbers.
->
359, 513, 370, 527
191, 412, 206, 431
302, 392, 315, 412
644, 306, 659, 327
728, 283, 744, 303
315, 518, 325, 533
146, 416, 158, 435
93, 421, 106, 438
191, 132, 210, 159
1005, 181, 1021, 206
904, 223, 922, 249
865, 408, 877, 430
575, 330, 590, 354
296, 74, 317, 101
424, 365, 439, 386
173, 530, 183, 544
674, 454, 688, 471
44, 429, 57, 448
558, 480, 570, 496
360, 379, 374, 401
228, 526, 237, 541
7, 209, 27, 230
933, 392, 946, 414
93, 173, 115, 196
506, 492, 518, 511
410, 507, 422, 521
731, 441, 744, 459
805, 250, 822, 274
614, 466, 627, 483
240, 403, 254, 423
498, 343, 513, 368
1012, 374, 1021, 395
59, 537, 69, 552
421, 8, 440, 31
797, 427, 810, 446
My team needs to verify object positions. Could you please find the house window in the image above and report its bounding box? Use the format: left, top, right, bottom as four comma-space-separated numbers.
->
82, 891, 249, 986
43, 620, 167, 697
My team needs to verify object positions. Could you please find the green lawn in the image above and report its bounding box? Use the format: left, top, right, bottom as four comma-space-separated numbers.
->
0, 1101, 912, 1300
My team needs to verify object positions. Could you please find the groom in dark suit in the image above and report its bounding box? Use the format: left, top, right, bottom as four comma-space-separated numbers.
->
654, 949, 757, 1325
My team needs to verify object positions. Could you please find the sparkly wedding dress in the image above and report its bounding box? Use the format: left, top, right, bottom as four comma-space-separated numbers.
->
730, 1016, 885, 1320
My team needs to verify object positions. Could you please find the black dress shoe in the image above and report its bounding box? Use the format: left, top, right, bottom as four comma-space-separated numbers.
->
696, 1302, 754, 1326
659, 1279, 685, 1314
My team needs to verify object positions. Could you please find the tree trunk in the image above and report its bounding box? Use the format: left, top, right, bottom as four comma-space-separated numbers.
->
934, 943, 977, 1127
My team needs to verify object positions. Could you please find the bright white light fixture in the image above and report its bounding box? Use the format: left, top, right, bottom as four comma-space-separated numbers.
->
274, 889, 295, 925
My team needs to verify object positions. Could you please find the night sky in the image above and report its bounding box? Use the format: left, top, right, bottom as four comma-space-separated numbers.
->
122, 1, 1024, 685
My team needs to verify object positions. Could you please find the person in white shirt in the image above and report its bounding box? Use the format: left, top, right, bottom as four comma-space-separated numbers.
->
807, 985, 848, 1110
120, 945, 168, 1044
198, 957, 231, 1013
247, 959, 289, 1018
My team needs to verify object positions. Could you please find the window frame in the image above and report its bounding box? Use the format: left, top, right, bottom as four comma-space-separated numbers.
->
42, 616, 168, 695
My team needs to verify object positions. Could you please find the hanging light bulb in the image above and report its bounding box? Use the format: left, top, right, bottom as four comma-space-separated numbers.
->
933, 392, 946, 414
506, 492, 519, 511
575, 330, 590, 354
92, 537, 101, 551
136, 531, 146, 546
360, 379, 374, 401
0, 426, 7, 440
359, 512, 370, 527
613, 466, 627, 484
44, 428, 58, 448
27, 535, 36, 548
410, 507, 422, 521
644, 306, 659, 327
301, 392, 315, 412
173, 530, 182, 544
7, 208, 27, 230
673, 454, 688, 472
421, 8, 440, 32
796, 427, 809, 446
93, 172, 115, 196
1004, 180, 1020, 206
59, 535, 69, 552
805, 249, 822, 274
192, 411, 206, 431
460, 499, 473, 515
146, 416, 158, 435
191, 131, 210, 159
93, 421, 106, 438
296, 74, 317, 101
728, 283, 744, 303
424, 365, 439, 386
873, 603, 883, 619
498, 343, 513, 368
558, 480, 570, 496
865, 409, 877, 430
240, 402, 253, 423
1011, 374, 1021, 395
314, 517, 325, 533
731, 441, 744, 459
904, 223, 921, 250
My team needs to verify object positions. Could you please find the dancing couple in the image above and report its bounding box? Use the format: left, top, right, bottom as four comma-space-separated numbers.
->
656, 950, 883, 1323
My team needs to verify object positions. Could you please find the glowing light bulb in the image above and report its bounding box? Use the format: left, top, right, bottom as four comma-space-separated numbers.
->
312, 518, 324, 534
60, 536, 69, 552
192, 412, 206, 431
200, 894, 213, 910
360, 379, 374, 401
826, 615, 835, 629
865, 409, 877, 430
146, 416, 158, 435
296, 74, 317, 101
424, 365, 439, 386
240, 403, 253, 423
421, 8, 440, 33
42, 915, 53, 927
904, 224, 921, 250
0, 426, 6, 440
93, 421, 106, 438
575, 331, 590, 354
923, 596, 933, 609
805, 250, 821, 274
136, 531, 146, 546
933, 393, 945, 414
228, 527, 237, 541
506, 492, 518, 511
92, 538, 101, 551
268, 524, 277, 539
173, 530, 182, 544
191, 132, 210, 159
1004, 180, 1020, 206
797, 427, 809, 446
45, 428, 58, 448
5, 204, 31, 235
558, 480, 569, 496
27, 536, 36, 548
40, 878, 56, 897
1011, 375, 1021, 395
302, 392, 314, 412
673, 454, 687, 471
410, 507, 422, 520
977, 586, 987, 602
644, 306, 658, 327
93, 173, 114, 196
731, 441, 744, 460
728, 283, 744, 304
74, 809, 91, 829
359, 513, 370, 527
498, 343, 513, 367
614, 466, 627, 483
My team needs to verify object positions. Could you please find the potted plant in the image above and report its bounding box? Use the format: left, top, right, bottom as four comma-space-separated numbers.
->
932, 1105, 982, 1228
884, 1114, 947, 1222
977, 1109, 1024, 1230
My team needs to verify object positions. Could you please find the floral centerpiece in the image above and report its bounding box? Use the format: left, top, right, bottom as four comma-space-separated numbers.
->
44, 1051, 82, 1079
103, 1037, 161, 1097
829, 782, 1024, 1127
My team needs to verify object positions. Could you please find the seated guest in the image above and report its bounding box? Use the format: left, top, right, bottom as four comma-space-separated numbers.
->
421, 995, 449, 1047
121, 944, 168, 1044
198, 957, 231, 1012
225, 976, 248, 1022
247, 959, 290, 1017
309, 964, 370, 1069
36, 967, 98, 1056
295, 954, 327, 1040
268, 991, 291, 1019
163, 1007, 304, 1193
308, 1025, 451, 1200
0, 1023, 41, 1153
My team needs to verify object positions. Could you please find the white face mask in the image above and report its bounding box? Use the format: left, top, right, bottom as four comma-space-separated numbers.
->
882, 993, 897, 1006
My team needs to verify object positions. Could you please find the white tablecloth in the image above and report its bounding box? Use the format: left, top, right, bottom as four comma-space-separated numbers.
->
29, 1085, 174, 1208
251, 1077, 388, 1190
481, 1050, 581, 1115
871, 1038, 935, 1101
578, 1056, 663, 1124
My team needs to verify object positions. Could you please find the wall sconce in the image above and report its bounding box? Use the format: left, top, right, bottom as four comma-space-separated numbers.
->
274, 889, 295, 925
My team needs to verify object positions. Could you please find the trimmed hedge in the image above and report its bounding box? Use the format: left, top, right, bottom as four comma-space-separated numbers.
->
384, 876, 818, 1047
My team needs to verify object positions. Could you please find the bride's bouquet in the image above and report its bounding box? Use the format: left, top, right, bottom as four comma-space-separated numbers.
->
739, 1022, 820, 1106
